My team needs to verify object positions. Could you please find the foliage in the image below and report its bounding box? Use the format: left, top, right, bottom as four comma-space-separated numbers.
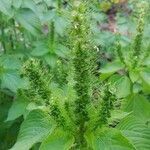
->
0, 0, 150, 150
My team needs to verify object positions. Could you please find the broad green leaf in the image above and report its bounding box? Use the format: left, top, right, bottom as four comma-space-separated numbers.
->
86, 129, 135, 150
12, 0, 22, 8
0, 72, 29, 93
99, 72, 114, 81
23, 0, 37, 13
55, 16, 69, 36
55, 44, 69, 58
100, 61, 124, 80
31, 42, 49, 56
123, 94, 150, 123
0, 0, 13, 17
140, 70, 150, 86
0, 55, 21, 70
41, 10, 56, 23
108, 110, 131, 124
6, 96, 29, 121
129, 70, 139, 83
44, 54, 57, 67
11, 110, 53, 150
133, 83, 142, 93
15, 8, 41, 35
117, 115, 150, 150
115, 76, 131, 98
100, 61, 124, 74
143, 56, 150, 66
40, 129, 74, 150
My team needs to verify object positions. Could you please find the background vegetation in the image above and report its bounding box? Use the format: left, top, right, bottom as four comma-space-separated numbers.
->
0, 0, 150, 150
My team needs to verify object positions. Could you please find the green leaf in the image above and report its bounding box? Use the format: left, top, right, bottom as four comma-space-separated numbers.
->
0, 55, 21, 70
140, 70, 150, 86
15, 8, 41, 35
129, 70, 139, 83
115, 76, 131, 98
100, 61, 124, 74
11, 110, 53, 150
31, 42, 49, 56
143, 56, 150, 66
42, 10, 56, 23
6, 96, 29, 121
12, 0, 22, 8
117, 115, 150, 150
55, 44, 69, 58
0, 0, 13, 17
123, 94, 150, 124
100, 61, 124, 80
44, 54, 57, 67
40, 129, 74, 150
0, 72, 29, 93
86, 129, 135, 150
55, 16, 69, 36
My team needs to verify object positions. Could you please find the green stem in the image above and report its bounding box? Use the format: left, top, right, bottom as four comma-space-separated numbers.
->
57, 0, 61, 9
1, 25, 6, 54
49, 22, 55, 53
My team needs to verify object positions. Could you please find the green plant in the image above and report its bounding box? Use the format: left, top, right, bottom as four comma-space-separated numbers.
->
0, 0, 150, 150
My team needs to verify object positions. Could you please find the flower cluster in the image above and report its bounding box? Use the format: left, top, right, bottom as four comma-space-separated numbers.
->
22, 59, 51, 105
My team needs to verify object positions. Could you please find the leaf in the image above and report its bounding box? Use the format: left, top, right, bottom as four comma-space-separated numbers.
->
6, 96, 29, 121
100, 61, 124, 74
0, 55, 21, 70
42, 10, 56, 23
0, 72, 29, 93
86, 129, 135, 150
31, 42, 49, 56
100, 61, 124, 80
143, 56, 150, 66
15, 8, 41, 35
117, 115, 150, 150
0, 0, 13, 17
40, 129, 74, 150
115, 76, 131, 98
140, 70, 150, 86
44, 54, 57, 67
129, 70, 139, 83
12, 0, 22, 8
11, 110, 53, 150
55, 44, 69, 58
123, 94, 150, 124
55, 16, 69, 36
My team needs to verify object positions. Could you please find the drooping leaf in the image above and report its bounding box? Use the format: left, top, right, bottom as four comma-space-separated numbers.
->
31, 42, 49, 56
12, 0, 23, 8
140, 70, 150, 86
55, 44, 69, 58
0, 0, 13, 17
15, 8, 41, 35
0, 55, 21, 70
100, 61, 124, 74
11, 110, 53, 150
115, 76, 131, 98
100, 61, 124, 80
44, 54, 57, 67
123, 94, 150, 124
0, 72, 29, 93
117, 115, 150, 150
86, 129, 135, 150
6, 96, 29, 121
55, 16, 69, 36
129, 69, 140, 83
40, 129, 74, 150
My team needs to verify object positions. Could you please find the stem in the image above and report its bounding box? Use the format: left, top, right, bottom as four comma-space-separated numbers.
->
57, 0, 61, 9
49, 22, 55, 53
1, 25, 6, 54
